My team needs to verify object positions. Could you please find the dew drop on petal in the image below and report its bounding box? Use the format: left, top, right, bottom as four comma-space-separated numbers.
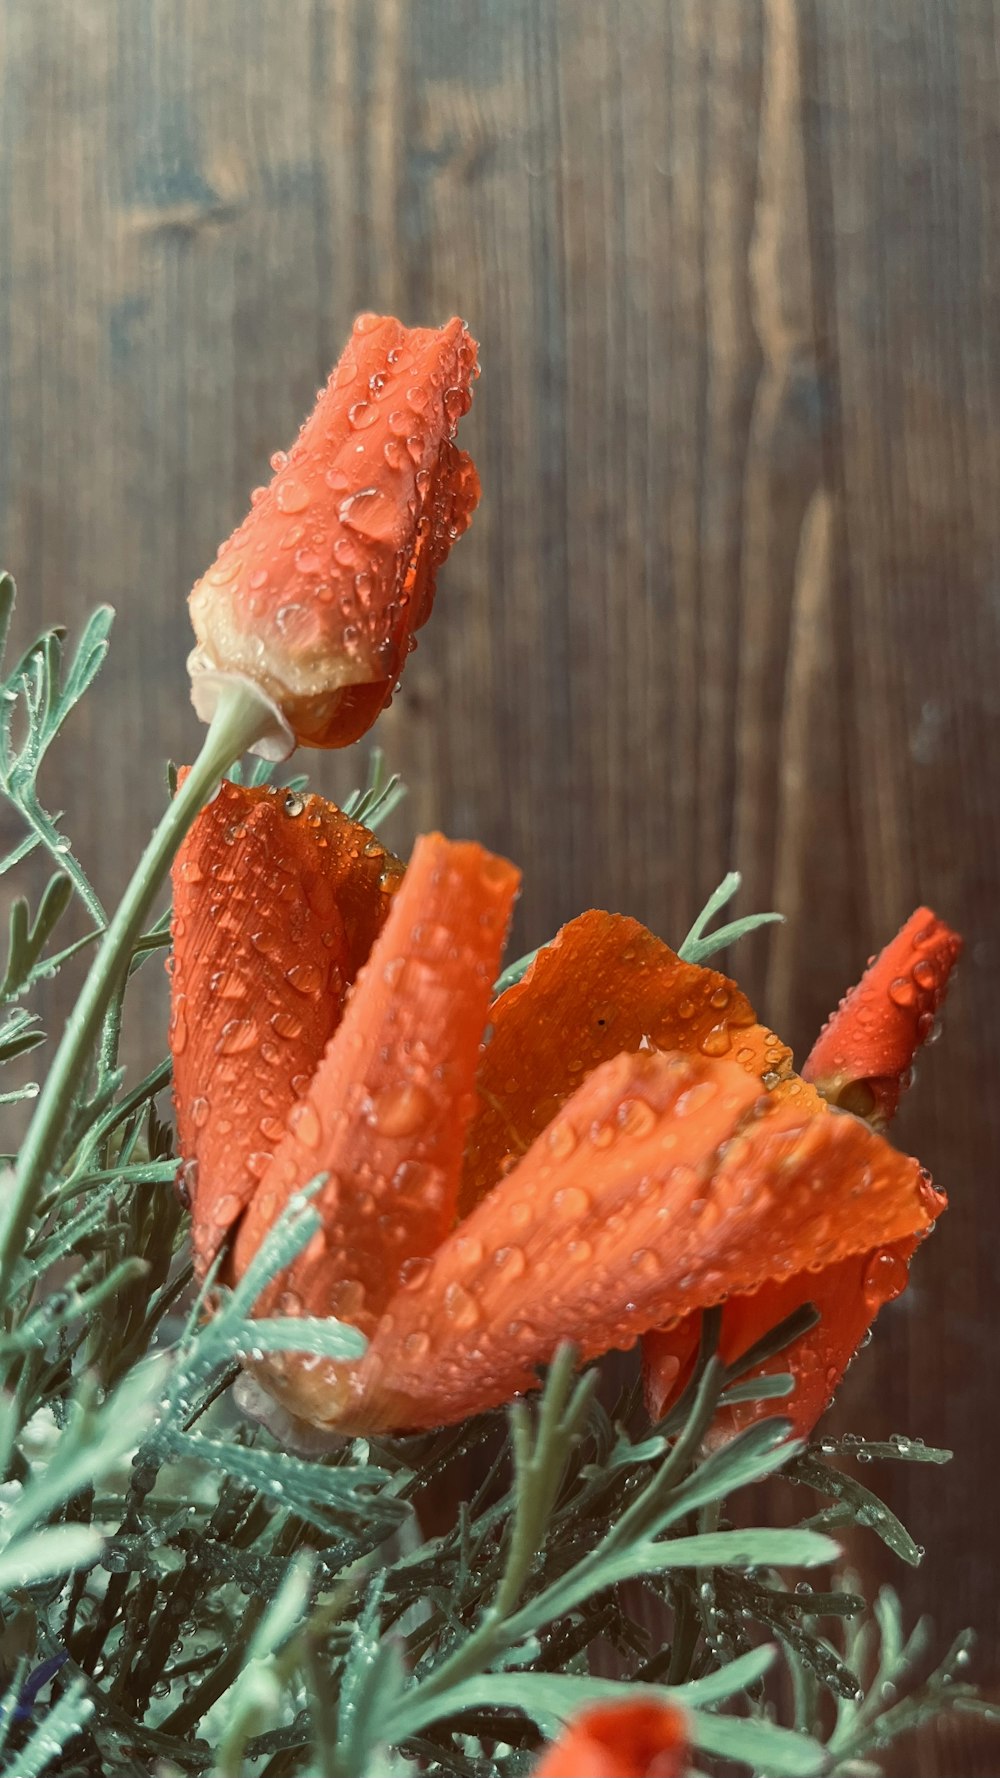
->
398, 1255, 432, 1290
617, 1097, 657, 1138
287, 961, 324, 996
862, 1247, 909, 1307
552, 1184, 591, 1217
276, 479, 310, 514
443, 1282, 481, 1330
289, 1100, 322, 1150
348, 400, 378, 430
375, 1083, 434, 1139
547, 1119, 577, 1160
494, 1245, 527, 1279
217, 1018, 256, 1055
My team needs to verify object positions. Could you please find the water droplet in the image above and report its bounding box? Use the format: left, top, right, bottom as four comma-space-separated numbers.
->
553, 1185, 591, 1217
709, 986, 731, 1010
270, 449, 289, 471
276, 478, 310, 514
284, 790, 305, 817
339, 486, 395, 542
494, 1245, 526, 1279
217, 1018, 257, 1055
617, 1097, 657, 1137
863, 1247, 909, 1306
206, 556, 240, 586
375, 1083, 433, 1138
547, 1119, 578, 1160
175, 1158, 197, 1209
699, 1023, 732, 1057
271, 1010, 304, 1040
403, 1330, 430, 1359
287, 961, 324, 996
888, 975, 916, 1008
912, 957, 937, 991
191, 1095, 209, 1129
399, 1255, 432, 1290
443, 384, 470, 425
630, 1247, 661, 1279
289, 1100, 321, 1149
443, 1282, 480, 1330
171, 1004, 188, 1054
382, 436, 409, 471
295, 547, 325, 575
348, 400, 378, 430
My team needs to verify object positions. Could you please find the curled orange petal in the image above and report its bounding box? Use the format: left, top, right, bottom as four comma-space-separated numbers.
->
460, 910, 792, 1215
646, 906, 960, 1438
532, 1698, 691, 1778
232, 832, 519, 1425
347, 1052, 935, 1433
644, 1237, 921, 1439
188, 314, 480, 753
802, 906, 962, 1126
170, 778, 403, 1275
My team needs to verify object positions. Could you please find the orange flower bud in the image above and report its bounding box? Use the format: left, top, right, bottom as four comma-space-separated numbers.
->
532, 1698, 690, 1778
187, 313, 480, 756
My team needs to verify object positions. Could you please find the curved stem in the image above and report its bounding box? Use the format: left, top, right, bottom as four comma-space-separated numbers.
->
2, 684, 275, 1285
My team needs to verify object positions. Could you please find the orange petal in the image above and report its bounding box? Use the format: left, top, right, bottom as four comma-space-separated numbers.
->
643, 1235, 922, 1439
343, 1051, 936, 1433
645, 910, 960, 1437
232, 833, 519, 1414
532, 1699, 691, 1778
802, 906, 962, 1126
188, 314, 480, 750
170, 777, 403, 1275
460, 911, 792, 1216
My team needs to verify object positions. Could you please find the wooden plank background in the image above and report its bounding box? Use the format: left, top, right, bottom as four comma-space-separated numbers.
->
1, 2, 998, 1770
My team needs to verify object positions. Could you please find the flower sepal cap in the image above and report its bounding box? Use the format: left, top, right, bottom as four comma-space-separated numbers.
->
188, 314, 480, 756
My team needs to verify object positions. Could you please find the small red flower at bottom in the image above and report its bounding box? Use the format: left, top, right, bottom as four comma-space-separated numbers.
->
532, 1698, 690, 1778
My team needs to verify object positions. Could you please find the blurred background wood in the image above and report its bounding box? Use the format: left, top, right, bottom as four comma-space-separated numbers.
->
1, 1, 998, 1768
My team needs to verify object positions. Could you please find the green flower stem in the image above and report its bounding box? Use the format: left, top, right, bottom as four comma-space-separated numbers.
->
3, 683, 276, 1286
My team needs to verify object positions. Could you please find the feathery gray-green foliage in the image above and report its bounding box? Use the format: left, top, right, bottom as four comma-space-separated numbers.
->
0, 579, 990, 1775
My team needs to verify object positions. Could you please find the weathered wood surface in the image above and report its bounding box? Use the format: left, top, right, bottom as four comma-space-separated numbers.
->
1, 2, 998, 1767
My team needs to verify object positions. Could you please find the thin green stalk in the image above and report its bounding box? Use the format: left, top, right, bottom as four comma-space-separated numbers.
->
3, 684, 275, 1285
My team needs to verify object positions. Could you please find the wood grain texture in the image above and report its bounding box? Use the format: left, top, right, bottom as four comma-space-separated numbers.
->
1, 2, 998, 1767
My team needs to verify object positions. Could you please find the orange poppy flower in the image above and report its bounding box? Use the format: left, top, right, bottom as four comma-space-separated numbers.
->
187, 314, 479, 757
531, 1697, 690, 1778
171, 785, 950, 1439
